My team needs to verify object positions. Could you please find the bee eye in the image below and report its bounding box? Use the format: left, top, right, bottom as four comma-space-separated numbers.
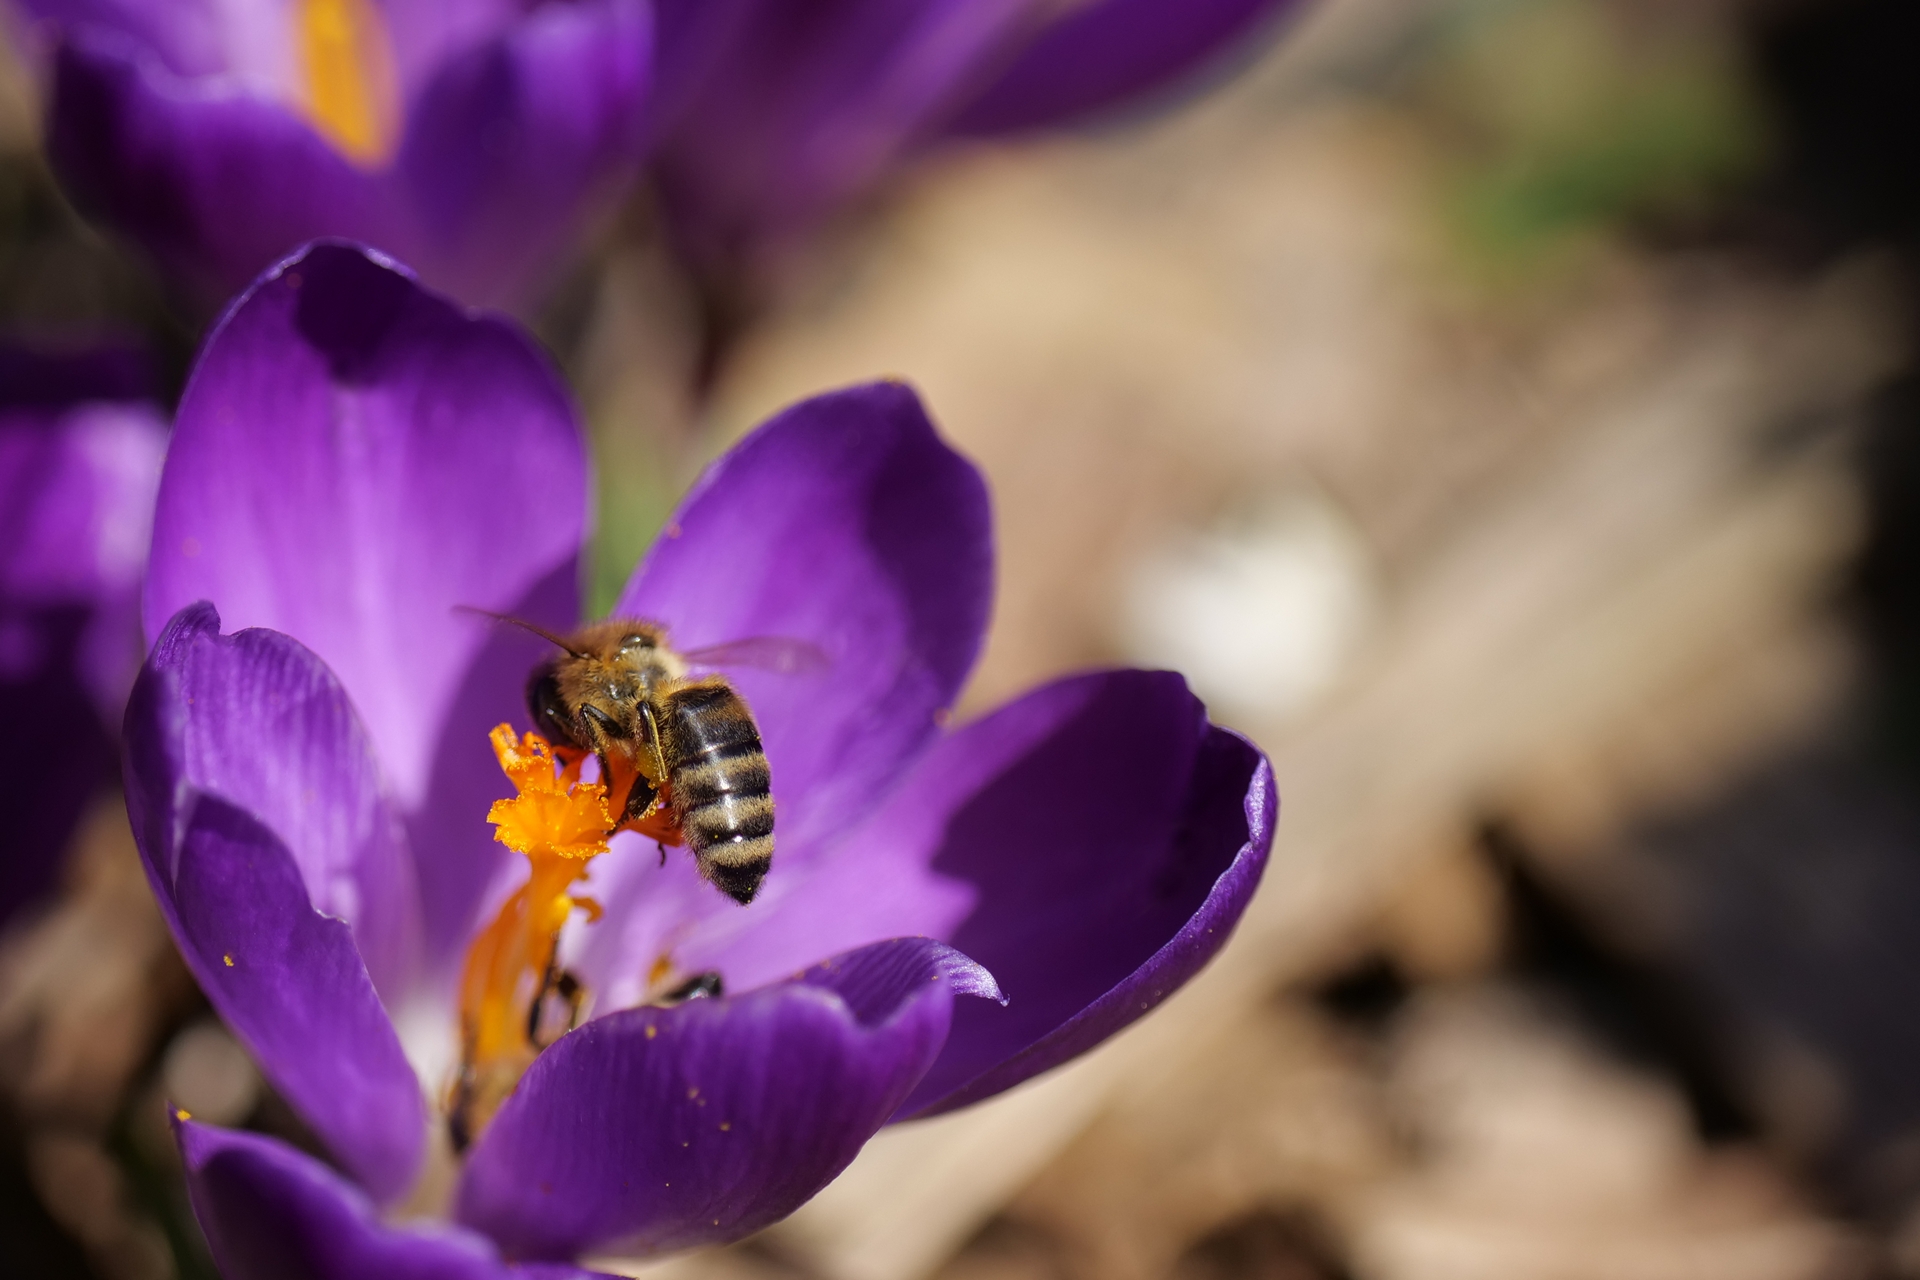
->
525, 668, 578, 747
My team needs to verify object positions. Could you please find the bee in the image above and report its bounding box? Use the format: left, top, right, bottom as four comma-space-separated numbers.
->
496, 617, 817, 905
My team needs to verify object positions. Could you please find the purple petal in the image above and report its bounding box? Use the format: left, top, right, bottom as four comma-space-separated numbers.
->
11, 0, 238, 79
0, 601, 111, 922
126, 603, 425, 1201
45, 32, 397, 307
177, 1120, 615, 1280
368, 1, 524, 101
133, 601, 421, 995
659, 668, 1272, 1117
456, 937, 1001, 1260
0, 363, 167, 711
948, 0, 1302, 137
890, 673, 1274, 1116
649, 0, 1036, 275
0, 340, 153, 407
616, 381, 991, 869
144, 242, 585, 964
0, 397, 163, 604
393, 0, 652, 307
16, 0, 580, 113
0, 357, 165, 919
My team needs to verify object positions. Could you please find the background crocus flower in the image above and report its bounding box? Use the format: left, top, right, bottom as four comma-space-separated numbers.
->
9, 0, 652, 309
124, 241, 1273, 1271
0, 343, 165, 921
650, 0, 1305, 311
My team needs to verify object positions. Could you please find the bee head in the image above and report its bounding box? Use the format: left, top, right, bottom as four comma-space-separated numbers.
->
525, 663, 580, 749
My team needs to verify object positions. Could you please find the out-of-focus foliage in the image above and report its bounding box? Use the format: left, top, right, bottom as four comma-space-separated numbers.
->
1420, 0, 1766, 279
0, 151, 165, 335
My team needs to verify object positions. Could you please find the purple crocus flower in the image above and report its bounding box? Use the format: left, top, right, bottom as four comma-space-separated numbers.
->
651, 0, 1304, 303
9, 0, 651, 309
0, 343, 165, 920
124, 241, 1274, 1272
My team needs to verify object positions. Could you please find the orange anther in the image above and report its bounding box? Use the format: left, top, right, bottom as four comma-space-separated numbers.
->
298, 0, 400, 165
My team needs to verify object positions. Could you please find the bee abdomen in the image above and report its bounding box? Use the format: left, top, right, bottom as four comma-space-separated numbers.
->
664, 682, 772, 904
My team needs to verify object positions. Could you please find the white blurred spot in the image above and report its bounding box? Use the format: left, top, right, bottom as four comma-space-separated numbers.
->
1120, 486, 1376, 723
394, 992, 459, 1104
161, 1019, 260, 1127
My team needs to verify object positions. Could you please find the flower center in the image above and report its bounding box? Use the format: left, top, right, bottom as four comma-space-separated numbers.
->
448, 726, 611, 1150
296, 0, 400, 166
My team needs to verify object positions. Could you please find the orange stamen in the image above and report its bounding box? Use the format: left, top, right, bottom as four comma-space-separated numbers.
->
297, 0, 400, 166
450, 727, 612, 1146
574, 747, 686, 848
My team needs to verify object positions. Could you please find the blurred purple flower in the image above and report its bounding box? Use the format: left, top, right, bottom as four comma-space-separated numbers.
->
124, 241, 1274, 1270
0, 343, 166, 921
10, 0, 652, 308
651, 0, 1304, 301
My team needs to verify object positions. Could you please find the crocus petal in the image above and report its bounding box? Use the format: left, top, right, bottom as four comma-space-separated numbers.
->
456, 937, 1002, 1260
10, 0, 241, 79
0, 603, 109, 921
662, 669, 1273, 1117
45, 32, 396, 307
125, 603, 425, 1201
649, 0, 1036, 274
144, 241, 585, 962
616, 381, 991, 867
0, 394, 167, 712
0, 352, 164, 920
178, 1120, 618, 1280
894, 673, 1274, 1116
132, 600, 420, 994
0, 341, 153, 407
948, 0, 1301, 137
394, 0, 652, 307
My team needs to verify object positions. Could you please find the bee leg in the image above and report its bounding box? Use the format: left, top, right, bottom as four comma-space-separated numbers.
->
556, 970, 585, 1033
447, 1070, 475, 1153
623, 772, 661, 826
526, 958, 588, 1048
601, 748, 660, 832
661, 972, 724, 1003
636, 701, 672, 814
657, 840, 667, 867
526, 957, 558, 1046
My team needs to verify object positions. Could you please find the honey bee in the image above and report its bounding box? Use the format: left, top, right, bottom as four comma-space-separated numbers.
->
497, 617, 818, 905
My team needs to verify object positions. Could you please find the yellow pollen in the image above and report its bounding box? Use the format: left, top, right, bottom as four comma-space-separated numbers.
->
297, 0, 400, 165
450, 727, 614, 1146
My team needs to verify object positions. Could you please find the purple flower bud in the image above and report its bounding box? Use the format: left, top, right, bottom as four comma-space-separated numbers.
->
650, 0, 1305, 294
14, 0, 653, 309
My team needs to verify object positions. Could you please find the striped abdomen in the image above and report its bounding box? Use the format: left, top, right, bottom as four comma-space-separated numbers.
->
662, 679, 772, 904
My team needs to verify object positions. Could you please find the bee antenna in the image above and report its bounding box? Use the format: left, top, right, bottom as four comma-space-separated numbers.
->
455, 606, 584, 656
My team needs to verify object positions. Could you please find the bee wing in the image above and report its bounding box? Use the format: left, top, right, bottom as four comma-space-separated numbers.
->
680, 635, 830, 677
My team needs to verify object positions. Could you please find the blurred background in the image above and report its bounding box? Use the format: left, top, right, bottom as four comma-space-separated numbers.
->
6, 0, 1920, 1276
